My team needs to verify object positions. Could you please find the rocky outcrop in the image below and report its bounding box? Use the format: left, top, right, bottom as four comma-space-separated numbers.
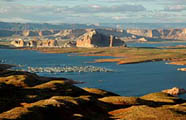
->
55, 29, 87, 39
11, 40, 58, 47
178, 68, 186, 71
162, 87, 186, 96
127, 29, 153, 38
127, 28, 186, 40
76, 30, 126, 48
0, 29, 86, 38
1, 26, 186, 41
96, 28, 128, 37
22, 30, 59, 37
0, 30, 59, 37
62, 41, 76, 48
0, 64, 14, 70
138, 37, 148, 42
38, 40, 58, 47
10, 40, 27, 47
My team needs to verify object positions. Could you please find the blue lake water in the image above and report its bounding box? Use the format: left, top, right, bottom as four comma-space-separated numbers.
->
0, 47, 186, 98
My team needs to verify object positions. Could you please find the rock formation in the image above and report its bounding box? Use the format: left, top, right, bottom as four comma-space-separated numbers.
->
1, 28, 186, 42
178, 68, 186, 71
11, 40, 59, 47
38, 40, 58, 47
138, 37, 148, 42
22, 30, 59, 37
22, 30, 30, 37
162, 87, 186, 96
10, 40, 26, 47
127, 28, 186, 40
27, 40, 37, 47
63, 41, 76, 48
76, 30, 126, 48
54, 29, 94, 39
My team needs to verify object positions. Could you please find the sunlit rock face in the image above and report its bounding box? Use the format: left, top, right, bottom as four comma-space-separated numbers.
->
76, 30, 126, 48
162, 87, 186, 96
11, 40, 59, 47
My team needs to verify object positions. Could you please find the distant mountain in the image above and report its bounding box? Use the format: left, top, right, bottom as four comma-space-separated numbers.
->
100, 23, 186, 29
0, 22, 101, 30
1, 22, 186, 41
2, 22, 186, 31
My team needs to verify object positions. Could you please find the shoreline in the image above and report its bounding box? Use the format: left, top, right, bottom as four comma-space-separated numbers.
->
16, 46, 186, 65
2, 44, 186, 70
0, 64, 186, 119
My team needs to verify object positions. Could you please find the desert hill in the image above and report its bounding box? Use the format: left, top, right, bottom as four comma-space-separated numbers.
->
0, 64, 186, 120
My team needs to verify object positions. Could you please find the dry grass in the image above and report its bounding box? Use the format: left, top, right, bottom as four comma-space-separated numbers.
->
109, 105, 186, 120
99, 96, 139, 105
83, 88, 119, 97
33, 80, 66, 89
140, 92, 181, 103
0, 75, 30, 87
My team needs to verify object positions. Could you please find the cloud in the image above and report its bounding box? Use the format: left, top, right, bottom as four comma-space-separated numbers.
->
112, 16, 127, 20
0, 0, 184, 23
0, 4, 146, 22
0, 17, 32, 23
0, 0, 21, 2
0, 3, 146, 14
64, 4, 146, 14
135, 11, 186, 23
168, 0, 186, 4
164, 5, 186, 12
158, 0, 186, 6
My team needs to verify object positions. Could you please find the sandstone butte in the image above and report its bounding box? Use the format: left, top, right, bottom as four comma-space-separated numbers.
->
10, 29, 127, 48
76, 29, 126, 48
0, 64, 186, 120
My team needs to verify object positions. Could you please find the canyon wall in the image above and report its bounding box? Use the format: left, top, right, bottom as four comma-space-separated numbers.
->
0, 30, 59, 37
127, 28, 186, 40
1, 28, 186, 41
0, 29, 87, 39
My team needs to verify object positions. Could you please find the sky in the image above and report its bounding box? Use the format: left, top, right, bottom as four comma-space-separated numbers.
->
0, 0, 186, 24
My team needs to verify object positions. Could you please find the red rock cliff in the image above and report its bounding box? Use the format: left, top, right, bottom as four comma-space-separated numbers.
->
76, 30, 126, 48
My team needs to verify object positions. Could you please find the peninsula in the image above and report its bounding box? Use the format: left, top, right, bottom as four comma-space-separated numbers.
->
0, 64, 186, 120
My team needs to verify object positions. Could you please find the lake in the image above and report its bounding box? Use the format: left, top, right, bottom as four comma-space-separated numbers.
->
0, 46, 186, 98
